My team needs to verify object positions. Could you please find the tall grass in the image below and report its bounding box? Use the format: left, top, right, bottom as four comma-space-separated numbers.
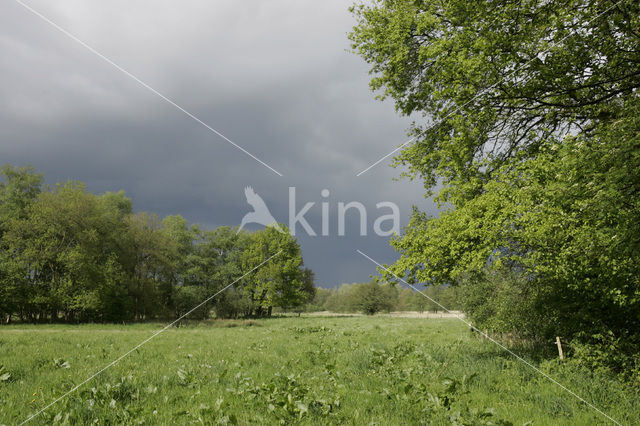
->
0, 317, 637, 424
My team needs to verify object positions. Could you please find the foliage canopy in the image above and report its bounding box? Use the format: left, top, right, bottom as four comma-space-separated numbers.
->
0, 166, 312, 323
351, 0, 640, 377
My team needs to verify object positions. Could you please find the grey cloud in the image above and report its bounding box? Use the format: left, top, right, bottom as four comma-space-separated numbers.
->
0, 0, 437, 287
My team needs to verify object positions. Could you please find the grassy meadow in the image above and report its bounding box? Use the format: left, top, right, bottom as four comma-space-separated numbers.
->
0, 316, 638, 425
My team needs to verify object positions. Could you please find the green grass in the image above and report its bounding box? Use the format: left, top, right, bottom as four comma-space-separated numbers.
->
0, 316, 637, 425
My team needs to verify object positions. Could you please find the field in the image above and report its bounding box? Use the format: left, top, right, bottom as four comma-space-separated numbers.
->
1, 316, 638, 425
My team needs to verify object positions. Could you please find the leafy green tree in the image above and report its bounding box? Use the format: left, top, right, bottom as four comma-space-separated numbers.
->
159, 214, 198, 315
351, 0, 640, 202
0, 165, 43, 323
324, 284, 357, 313
306, 287, 332, 312
349, 281, 395, 315
0, 165, 43, 224
124, 212, 172, 319
239, 226, 309, 316
397, 287, 432, 312
300, 268, 316, 305
351, 0, 640, 375
185, 226, 249, 319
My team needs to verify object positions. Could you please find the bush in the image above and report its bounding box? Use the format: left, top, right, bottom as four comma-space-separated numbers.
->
349, 282, 395, 315
455, 268, 561, 347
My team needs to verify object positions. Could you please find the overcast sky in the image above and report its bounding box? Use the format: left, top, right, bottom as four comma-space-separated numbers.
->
1, 0, 438, 287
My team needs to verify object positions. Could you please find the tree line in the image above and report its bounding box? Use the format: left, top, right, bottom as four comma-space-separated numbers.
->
306, 281, 460, 315
0, 165, 314, 324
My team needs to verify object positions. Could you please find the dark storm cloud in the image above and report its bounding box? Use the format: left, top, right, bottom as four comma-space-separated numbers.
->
0, 0, 438, 287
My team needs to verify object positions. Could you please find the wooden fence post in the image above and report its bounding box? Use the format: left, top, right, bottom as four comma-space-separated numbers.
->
556, 336, 564, 360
